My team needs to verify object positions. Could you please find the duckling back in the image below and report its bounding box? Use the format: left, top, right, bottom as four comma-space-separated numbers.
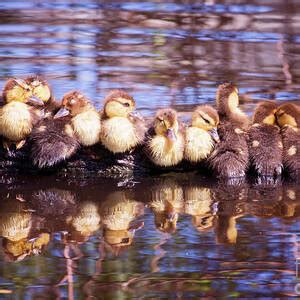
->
248, 102, 283, 177
30, 117, 80, 168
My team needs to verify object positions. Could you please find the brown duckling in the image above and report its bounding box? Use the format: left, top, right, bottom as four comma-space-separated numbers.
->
184, 105, 219, 163
275, 103, 300, 177
100, 90, 146, 154
248, 101, 283, 177
145, 108, 185, 167
0, 78, 45, 153
209, 83, 250, 178
30, 91, 100, 168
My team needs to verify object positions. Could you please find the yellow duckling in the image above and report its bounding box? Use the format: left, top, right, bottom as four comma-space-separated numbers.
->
54, 90, 101, 146
146, 108, 185, 167
185, 105, 219, 163
275, 103, 300, 177
100, 90, 146, 153
0, 78, 45, 152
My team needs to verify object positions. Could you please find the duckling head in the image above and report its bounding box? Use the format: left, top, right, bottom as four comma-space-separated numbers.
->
192, 105, 220, 141
253, 101, 277, 125
103, 90, 136, 118
25, 76, 52, 104
2, 78, 44, 106
154, 108, 179, 143
216, 82, 239, 115
275, 103, 300, 128
54, 91, 90, 119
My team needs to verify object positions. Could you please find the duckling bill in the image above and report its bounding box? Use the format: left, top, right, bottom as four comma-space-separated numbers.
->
248, 101, 283, 177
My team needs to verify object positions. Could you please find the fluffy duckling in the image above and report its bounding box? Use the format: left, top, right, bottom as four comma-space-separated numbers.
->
149, 180, 184, 234
185, 105, 219, 163
209, 83, 250, 178
0, 78, 45, 152
145, 108, 185, 167
248, 101, 283, 177
100, 90, 146, 154
30, 91, 100, 168
275, 103, 300, 177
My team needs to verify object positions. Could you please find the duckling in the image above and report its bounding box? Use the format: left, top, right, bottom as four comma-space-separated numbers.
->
248, 101, 283, 177
184, 105, 219, 163
100, 90, 146, 153
209, 83, 250, 178
0, 78, 45, 153
145, 108, 185, 167
30, 91, 100, 168
275, 103, 300, 177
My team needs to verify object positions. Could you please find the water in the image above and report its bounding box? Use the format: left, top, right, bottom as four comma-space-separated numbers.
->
0, 0, 300, 298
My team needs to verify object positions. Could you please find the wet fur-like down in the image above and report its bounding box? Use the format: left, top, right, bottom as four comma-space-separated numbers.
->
209, 83, 250, 178
209, 123, 249, 177
30, 117, 80, 168
248, 124, 283, 176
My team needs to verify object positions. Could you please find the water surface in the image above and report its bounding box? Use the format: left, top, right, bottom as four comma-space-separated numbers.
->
0, 0, 300, 298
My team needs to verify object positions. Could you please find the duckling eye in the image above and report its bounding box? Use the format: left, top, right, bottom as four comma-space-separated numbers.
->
123, 102, 130, 107
202, 117, 210, 124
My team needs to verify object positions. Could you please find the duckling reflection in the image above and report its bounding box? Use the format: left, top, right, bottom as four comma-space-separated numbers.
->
214, 200, 246, 244
0, 198, 50, 261
280, 186, 300, 217
149, 179, 184, 233
100, 191, 144, 254
65, 201, 101, 243
184, 187, 215, 232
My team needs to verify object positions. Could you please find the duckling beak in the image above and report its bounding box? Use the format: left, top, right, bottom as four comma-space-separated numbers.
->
129, 110, 143, 121
209, 127, 220, 143
54, 107, 70, 119
166, 128, 177, 142
28, 95, 44, 106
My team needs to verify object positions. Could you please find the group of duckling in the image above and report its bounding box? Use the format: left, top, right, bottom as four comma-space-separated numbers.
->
0, 77, 299, 179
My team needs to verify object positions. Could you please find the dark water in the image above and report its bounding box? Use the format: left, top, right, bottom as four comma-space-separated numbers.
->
0, 0, 300, 298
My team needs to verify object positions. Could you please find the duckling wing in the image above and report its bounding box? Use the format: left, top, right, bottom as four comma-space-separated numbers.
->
29, 118, 80, 168
248, 124, 283, 177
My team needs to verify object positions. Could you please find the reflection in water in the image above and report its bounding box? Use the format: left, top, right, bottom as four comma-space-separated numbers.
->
0, 179, 299, 297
